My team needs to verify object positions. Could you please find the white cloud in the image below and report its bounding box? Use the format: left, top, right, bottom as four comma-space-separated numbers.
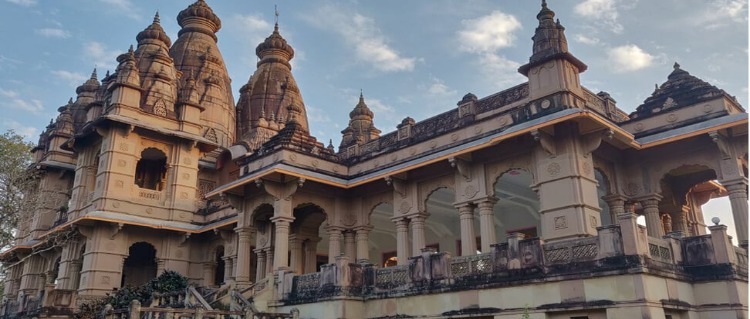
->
699, 0, 747, 28
607, 44, 655, 72
233, 14, 272, 46
305, 6, 417, 72
2, 121, 38, 141
458, 11, 521, 53
0, 55, 21, 70
0, 89, 44, 114
574, 34, 600, 45
51, 70, 88, 86
426, 78, 457, 97
35, 28, 71, 38
6, 0, 35, 6
84, 41, 119, 70
574, 0, 623, 33
479, 53, 524, 87
99, 0, 139, 20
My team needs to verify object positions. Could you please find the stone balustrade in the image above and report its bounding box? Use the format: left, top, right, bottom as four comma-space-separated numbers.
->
281, 222, 748, 306
101, 300, 298, 319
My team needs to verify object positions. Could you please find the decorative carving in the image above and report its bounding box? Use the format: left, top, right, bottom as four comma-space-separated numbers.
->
624, 182, 641, 196
399, 201, 412, 214
667, 113, 678, 123
464, 185, 478, 199
117, 159, 126, 167
341, 212, 356, 227
582, 162, 593, 175
119, 143, 129, 152
554, 216, 567, 230
448, 157, 472, 182
547, 163, 561, 176
204, 128, 218, 143
531, 129, 556, 157
589, 215, 597, 228
634, 123, 644, 132
709, 131, 731, 159
153, 100, 167, 116
110, 223, 124, 239
385, 176, 407, 198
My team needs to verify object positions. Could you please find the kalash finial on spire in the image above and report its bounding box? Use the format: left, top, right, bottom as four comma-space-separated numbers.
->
154, 11, 160, 24
274, 5, 280, 32
90, 67, 97, 80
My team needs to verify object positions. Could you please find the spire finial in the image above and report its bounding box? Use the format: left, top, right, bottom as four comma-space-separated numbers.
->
90, 67, 97, 80
274, 5, 279, 31
154, 11, 160, 24
68, 97, 73, 104
360, 89, 364, 99
673, 62, 680, 69
542, 0, 547, 8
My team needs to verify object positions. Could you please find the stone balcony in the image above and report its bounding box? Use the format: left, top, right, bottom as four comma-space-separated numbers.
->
278, 215, 748, 307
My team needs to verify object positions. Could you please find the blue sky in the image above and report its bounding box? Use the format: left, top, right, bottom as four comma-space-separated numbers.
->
0, 0, 745, 240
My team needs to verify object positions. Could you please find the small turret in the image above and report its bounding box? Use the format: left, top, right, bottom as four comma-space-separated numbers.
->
340, 92, 380, 149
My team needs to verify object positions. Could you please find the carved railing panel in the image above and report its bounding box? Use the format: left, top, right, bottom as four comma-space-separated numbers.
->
543, 237, 599, 265
647, 237, 674, 263
373, 265, 409, 290
451, 254, 492, 279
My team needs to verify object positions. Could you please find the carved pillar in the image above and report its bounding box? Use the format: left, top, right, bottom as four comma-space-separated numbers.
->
458, 204, 477, 256
222, 257, 233, 283
355, 226, 372, 263
410, 213, 428, 256
289, 236, 303, 274
254, 250, 266, 280
271, 217, 292, 270
304, 238, 320, 273
68, 260, 82, 290
477, 198, 497, 253
264, 248, 274, 275
639, 195, 664, 238
344, 231, 356, 261
326, 226, 342, 264
393, 217, 410, 265
235, 228, 253, 284
602, 194, 627, 227
662, 214, 672, 234
724, 180, 748, 246
202, 262, 215, 286
670, 206, 689, 235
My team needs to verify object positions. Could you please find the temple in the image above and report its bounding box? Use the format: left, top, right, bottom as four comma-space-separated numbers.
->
1, 1, 747, 319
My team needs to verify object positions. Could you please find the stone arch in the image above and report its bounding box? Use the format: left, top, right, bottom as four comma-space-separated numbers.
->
657, 164, 718, 236
490, 167, 536, 196
291, 203, 327, 274
418, 174, 456, 212
485, 154, 536, 193
121, 241, 157, 288
134, 147, 168, 191
212, 245, 225, 286
423, 187, 460, 255
492, 168, 541, 239
368, 202, 397, 267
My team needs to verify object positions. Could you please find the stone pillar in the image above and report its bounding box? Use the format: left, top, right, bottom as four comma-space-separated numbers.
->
327, 226, 343, 264
304, 238, 320, 273
68, 260, 82, 290
355, 226, 372, 263
271, 217, 292, 270
264, 248, 274, 275
709, 224, 738, 264
289, 236, 303, 274
602, 194, 627, 227
671, 206, 690, 235
202, 262, 215, 286
724, 180, 748, 246
344, 231, 356, 261
662, 214, 672, 234
617, 210, 648, 256
156, 259, 166, 275
477, 198, 497, 253
458, 204, 477, 256
234, 228, 253, 284
222, 256, 233, 283
254, 250, 266, 280
410, 213, 428, 256
393, 217, 410, 266
639, 195, 664, 238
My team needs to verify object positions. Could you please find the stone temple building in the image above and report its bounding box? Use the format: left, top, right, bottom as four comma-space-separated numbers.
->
1, 1, 747, 318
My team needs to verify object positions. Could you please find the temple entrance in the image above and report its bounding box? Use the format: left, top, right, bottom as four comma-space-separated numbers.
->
121, 242, 157, 288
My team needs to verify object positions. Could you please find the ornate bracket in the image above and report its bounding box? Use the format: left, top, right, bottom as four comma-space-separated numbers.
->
385, 176, 407, 198
219, 192, 243, 209
186, 140, 198, 151
122, 124, 135, 137
531, 129, 556, 157
448, 157, 472, 182
256, 178, 301, 201
709, 131, 731, 160
580, 129, 612, 158
178, 232, 191, 247
110, 222, 124, 240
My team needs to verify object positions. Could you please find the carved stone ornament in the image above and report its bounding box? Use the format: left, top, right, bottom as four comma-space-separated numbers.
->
464, 185, 479, 199
547, 163, 561, 176
589, 215, 597, 229
582, 162, 593, 175
341, 212, 356, 227
554, 216, 568, 230
624, 182, 641, 196
399, 201, 412, 214
258, 231, 268, 247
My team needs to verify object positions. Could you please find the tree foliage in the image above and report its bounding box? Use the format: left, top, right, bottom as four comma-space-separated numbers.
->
0, 130, 37, 250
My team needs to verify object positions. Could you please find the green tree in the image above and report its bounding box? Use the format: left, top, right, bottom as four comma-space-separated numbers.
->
0, 130, 37, 250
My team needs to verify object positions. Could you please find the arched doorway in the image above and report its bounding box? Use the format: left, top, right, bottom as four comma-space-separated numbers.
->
369, 203, 398, 267
424, 187, 460, 256
290, 203, 326, 274
493, 169, 540, 240
121, 242, 157, 288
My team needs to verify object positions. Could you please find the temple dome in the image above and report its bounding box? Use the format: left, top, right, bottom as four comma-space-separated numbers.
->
136, 12, 172, 47
256, 24, 295, 61
177, 0, 221, 32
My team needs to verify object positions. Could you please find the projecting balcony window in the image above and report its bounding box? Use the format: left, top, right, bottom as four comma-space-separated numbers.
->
134, 148, 167, 191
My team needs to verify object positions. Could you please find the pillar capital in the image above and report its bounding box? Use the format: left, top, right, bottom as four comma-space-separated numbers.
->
270, 216, 294, 225
476, 196, 498, 206
635, 194, 663, 207
602, 193, 628, 204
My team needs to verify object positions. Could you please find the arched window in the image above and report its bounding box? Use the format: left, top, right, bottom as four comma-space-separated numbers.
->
135, 148, 167, 190
121, 242, 157, 288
